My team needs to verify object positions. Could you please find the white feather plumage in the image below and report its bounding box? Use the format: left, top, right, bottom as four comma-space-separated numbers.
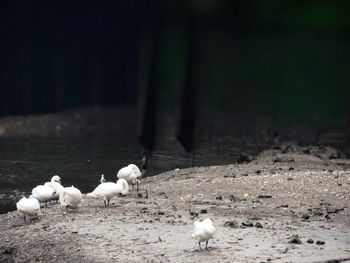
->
192, 218, 216, 250
87, 178, 129, 206
30, 185, 54, 204
16, 197, 40, 223
44, 175, 63, 200
117, 164, 142, 190
59, 186, 82, 210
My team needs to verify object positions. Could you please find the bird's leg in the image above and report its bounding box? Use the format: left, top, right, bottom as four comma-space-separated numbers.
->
23, 215, 26, 224
107, 199, 110, 206
198, 242, 202, 250
103, 199, 107, 207
136, 181, 139, 192
205, 241, 209, 250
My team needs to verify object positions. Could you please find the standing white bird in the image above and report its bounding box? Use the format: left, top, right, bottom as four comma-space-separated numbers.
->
16, 197, 40, 224
117, 164, 142, 191
192, 218, 216, 250
100, 174, 107, 184
30, 184, 54, 205
44, 175, 64, 201
86, 178, 129, 207
59, 186, 82, 211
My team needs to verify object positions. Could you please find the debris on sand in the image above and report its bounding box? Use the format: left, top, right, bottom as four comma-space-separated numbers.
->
224, 220, 239, 228
302, 213, 310, 220
223, 174, 236, 178
289, 235, 302, 244
241, 220, 254, 227
255, 222, 263, 228
326, 207, 344, 214
229, 195, 242, 202
311, 208, 323, 216
189, 211, 199, 218
316, 240, 325, 245
258, 195, 272, 199
158, 192, 168, 199
216, 195, 223, 200
307, 238, 314, 244
276, 204, 289, 209
1, 245, 15, 255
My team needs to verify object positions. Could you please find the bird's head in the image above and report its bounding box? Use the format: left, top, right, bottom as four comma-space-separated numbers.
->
129, 164, 142, 176
51, 175, 61, 184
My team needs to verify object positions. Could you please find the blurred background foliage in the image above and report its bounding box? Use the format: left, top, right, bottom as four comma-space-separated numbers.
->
0, 0, 349, 120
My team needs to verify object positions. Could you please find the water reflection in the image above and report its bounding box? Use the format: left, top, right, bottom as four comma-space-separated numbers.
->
0, 137, 142, 214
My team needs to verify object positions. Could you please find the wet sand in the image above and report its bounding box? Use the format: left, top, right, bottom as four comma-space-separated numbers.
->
1, 147, 350, 263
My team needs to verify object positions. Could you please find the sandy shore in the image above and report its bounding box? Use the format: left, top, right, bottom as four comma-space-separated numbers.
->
1, 147, 350, 263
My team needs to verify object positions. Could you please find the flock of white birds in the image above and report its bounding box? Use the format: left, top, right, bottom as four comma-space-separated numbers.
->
15, 163, 216, 250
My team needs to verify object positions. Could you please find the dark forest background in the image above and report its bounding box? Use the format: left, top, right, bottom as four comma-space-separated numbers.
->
0, 0, 349, 159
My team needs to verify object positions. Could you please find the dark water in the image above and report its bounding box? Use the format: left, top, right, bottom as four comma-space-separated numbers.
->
0, 136, 144, 214
0, 133, 244, 214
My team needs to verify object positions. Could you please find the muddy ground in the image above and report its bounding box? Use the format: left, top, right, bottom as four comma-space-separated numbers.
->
1, 145, 350, 263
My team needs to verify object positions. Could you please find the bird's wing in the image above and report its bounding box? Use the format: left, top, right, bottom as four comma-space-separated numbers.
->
92, 182, 113, 196
192, 221, 204, 238
117, 167, 130, 179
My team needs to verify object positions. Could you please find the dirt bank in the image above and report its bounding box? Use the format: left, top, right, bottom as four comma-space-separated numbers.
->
1, 148, 350, 263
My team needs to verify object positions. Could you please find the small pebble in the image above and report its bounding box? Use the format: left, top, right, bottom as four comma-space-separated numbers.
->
224, 220, 238, 228
255, 222, 263, 228
302, 214, 310, 220
307, 238, 314, 244
242, 220, 254, 227
289, 235, 302, 244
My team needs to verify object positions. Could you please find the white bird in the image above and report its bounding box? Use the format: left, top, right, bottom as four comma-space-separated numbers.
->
30, 184, 54, 205
86, 178, 129, 207
44, 175, 64, 201
100, 174, 106, 184
59, 186, 82, 211
117, 164, 142, 191
16, 197, 40, 224
192, 218, 216, 250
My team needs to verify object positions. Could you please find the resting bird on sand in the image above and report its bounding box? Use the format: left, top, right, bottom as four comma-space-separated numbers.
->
86, 178, 129, 207
59, 186, 82, 211
16, 197, 40, 224
117, 164, 142, 191
30, 184, 54, 205
100, 174, 106, 184
192, 218, 216, 250
44, 175, 64, 201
